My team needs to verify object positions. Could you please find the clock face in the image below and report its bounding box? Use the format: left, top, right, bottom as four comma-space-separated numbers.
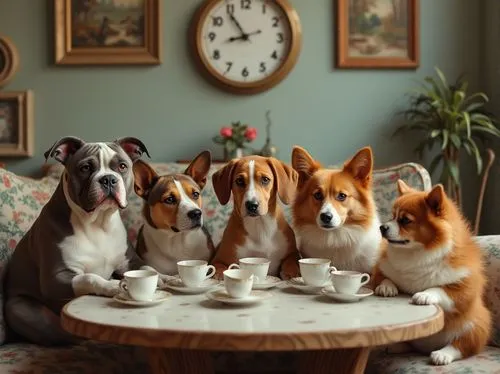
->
194, 0, 301, 93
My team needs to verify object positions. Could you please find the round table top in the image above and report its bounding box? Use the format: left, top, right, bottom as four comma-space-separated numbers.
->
61, 286, 444, 351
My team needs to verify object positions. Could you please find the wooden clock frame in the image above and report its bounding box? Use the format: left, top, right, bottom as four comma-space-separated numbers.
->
0, 36, 19, 88
190, 0, 302, 95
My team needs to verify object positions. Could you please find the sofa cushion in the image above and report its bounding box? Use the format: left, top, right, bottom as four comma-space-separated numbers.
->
368, 345, 500, 374
0, 168, 59, 344
0, 341, 148, 374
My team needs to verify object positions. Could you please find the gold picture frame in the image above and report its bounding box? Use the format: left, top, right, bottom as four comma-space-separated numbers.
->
0, 36, 20, 87
336, 0, 420, 69
0, 91, 34, 157
54, 0, 161, 65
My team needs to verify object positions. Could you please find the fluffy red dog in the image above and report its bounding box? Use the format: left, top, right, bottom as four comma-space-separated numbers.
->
291, 146, 383, 273
374, 180, 491, 365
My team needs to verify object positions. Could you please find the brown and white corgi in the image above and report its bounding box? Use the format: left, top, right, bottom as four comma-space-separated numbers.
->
210, 156, 300, 280
133, 151, 215, 275
291, 146, 383, 274
374, 180, 491, 365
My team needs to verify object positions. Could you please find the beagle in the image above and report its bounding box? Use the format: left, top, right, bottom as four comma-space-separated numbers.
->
210, 156, 300, 280
133, 151, 215, 275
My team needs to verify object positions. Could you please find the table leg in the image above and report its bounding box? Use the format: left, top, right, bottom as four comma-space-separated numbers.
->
298, 348, 371, 374
147, 348, 214, 374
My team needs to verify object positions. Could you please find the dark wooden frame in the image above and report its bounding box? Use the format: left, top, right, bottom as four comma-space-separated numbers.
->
336, 0, 420, 69
0, 91, 34, 157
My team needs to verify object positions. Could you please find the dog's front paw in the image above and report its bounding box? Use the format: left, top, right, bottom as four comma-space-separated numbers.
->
375, 279, 399, 297
411, 291, 439, 306
430, 349, 455, 365
157, 274, 176, 289
101, 279, 120, 297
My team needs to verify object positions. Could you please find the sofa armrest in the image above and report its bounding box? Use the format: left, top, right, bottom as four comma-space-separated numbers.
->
475, 235, 500, 346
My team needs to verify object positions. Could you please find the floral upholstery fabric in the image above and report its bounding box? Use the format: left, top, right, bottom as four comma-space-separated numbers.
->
368, 346, 500, 374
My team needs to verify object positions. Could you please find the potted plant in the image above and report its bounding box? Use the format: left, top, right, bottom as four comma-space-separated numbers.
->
394, 67, 500, 210
213, 121, 258, 161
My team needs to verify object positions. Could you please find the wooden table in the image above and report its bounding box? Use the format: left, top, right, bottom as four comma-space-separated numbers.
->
61, 286, 444, 374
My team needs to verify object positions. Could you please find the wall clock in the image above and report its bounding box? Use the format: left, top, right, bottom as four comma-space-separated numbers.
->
0, 36, 19, 88
191, 0, 302, 95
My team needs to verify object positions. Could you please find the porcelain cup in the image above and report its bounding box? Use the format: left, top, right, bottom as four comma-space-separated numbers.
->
299, 258, 336, 287
177, 260, 216, 287
228, 257, 269, 283
223, 269, 255, 298
330, 270, 371, 294
119, 270, 158, 301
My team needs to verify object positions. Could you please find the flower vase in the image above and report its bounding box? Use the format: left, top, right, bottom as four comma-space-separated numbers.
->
224, 147, 244, 161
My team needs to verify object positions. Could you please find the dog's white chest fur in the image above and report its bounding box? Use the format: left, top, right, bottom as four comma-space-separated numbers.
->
236, 215, 287, 276
59, 210, 128, 278
296, 218, 381, 273
379, 245, 470, 294
142, 222, 212, 275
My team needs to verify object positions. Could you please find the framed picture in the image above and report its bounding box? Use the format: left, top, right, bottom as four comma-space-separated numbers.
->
0, 91, 34, 157
336, 0, 419, 69
0, 36, 19, 87
54, 0, 161, 65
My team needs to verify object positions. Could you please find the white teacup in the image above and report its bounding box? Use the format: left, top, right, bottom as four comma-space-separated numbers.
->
223, 269, 255, 298
330, 270, 371, 294
119, 270, 158, 301
228, 257, 269, 283
299, 258, 337, 287
177, 260, 216, 287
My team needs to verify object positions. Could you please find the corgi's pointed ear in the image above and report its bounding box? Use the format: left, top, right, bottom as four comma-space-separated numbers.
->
185, 150, 211, 189
133, 160, 158, 200
426, 184, 445, 215
397, 179, 413, 195
267, 158, 298, 205
343, 147, 373, 186
291, 146, 321, 187
212, 160, 237, 205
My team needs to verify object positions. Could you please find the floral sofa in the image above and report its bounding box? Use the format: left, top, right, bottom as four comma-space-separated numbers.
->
0, 161, 499, 373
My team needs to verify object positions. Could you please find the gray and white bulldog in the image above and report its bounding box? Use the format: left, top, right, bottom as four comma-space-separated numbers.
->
4, 136, 152, 346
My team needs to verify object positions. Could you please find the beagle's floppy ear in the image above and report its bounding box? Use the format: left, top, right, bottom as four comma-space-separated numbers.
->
133, 160, 159, 200
212, 160, 237, 205
185, 150, 211, 189
267, 158, 298, 205
291, 146, 321, 188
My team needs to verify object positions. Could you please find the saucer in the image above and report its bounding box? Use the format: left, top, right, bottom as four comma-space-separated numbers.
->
321, 285, 373, 303
113, 290, 171, 307
164, 278, 220, 294
252, 276, 283, 290
287, 277, 329, 294
206, 289, 272, 305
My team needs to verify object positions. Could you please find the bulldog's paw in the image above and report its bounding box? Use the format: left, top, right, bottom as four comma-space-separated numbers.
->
375, 279, 399, 297
157, 274, 177, 289
101, 279, 120, 297
412, 291, 439, 306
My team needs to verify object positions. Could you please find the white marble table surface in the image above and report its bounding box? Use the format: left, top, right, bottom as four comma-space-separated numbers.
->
63, 284, 441, 337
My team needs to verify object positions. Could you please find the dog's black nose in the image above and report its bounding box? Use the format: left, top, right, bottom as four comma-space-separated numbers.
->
245, 201, 259, 214
187, 209, 202, 220
380, 225, 389, 236
99, 175, 118, 188
320, 212, 333, 224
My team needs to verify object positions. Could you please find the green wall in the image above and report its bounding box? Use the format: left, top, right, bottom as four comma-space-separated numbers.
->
0, 0, 480, 180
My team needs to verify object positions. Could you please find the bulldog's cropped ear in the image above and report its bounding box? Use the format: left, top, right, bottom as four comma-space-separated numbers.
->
44, 136, 85, 165
291, 146, 321, 188
212, 160, 237, 205
343, 147, 373, 187
425, 184, 445, 216
133, 160, 158, 200
267, 158, 298, 205
397, 179, 414, 195
115, 137, 151, 162
185, 150, 211, 189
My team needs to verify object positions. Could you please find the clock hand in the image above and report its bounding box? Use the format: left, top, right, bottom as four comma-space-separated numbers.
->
229, 13, 248, 37
227, 30, 261, 43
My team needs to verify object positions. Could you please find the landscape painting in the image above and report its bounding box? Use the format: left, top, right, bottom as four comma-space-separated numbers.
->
0, 101, 17, 145
0, 91, 33, 157
71, 0, 145, 48
336, 0, 419, 68
55, 0, 161, 65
